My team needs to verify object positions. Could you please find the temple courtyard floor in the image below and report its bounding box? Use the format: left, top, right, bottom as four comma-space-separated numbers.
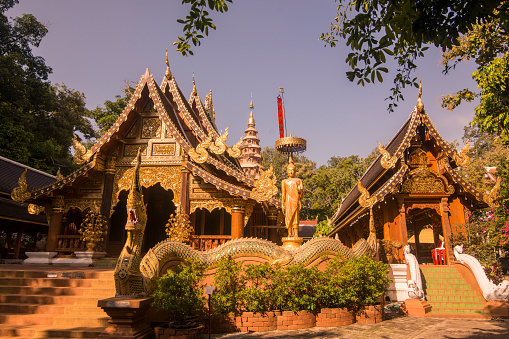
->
213, 316, 509, 338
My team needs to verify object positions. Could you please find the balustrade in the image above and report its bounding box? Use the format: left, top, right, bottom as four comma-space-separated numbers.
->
55, 235, 86, 253
189, 235, 231, 251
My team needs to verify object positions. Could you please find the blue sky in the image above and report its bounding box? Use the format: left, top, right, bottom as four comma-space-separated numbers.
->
9, 1, 478, 166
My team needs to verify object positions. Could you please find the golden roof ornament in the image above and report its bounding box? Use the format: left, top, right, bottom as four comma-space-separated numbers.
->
165, 49, 172, 80
416, 80, 424, 113
251, 165, 278, 202
11, 168, 31, 202
377, 141, 398, 169
56, 168, 64, 181
357, 179, 377, 208
248, 93, 255, 125
453, 140, 470, 167
192, 72, 197, 95
484, 177, 501, 208
72, 134, 93, 165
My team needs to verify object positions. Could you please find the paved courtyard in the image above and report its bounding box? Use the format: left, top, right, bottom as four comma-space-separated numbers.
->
212, 316, 509, 338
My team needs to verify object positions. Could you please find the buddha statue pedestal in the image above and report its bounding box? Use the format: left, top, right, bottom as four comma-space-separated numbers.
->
281, 236, 303, 251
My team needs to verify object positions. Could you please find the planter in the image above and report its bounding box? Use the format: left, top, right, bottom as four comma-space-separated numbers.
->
276, 310, 315, 330
316, 308, 355, 327
240, 311, 279, 332
154, 324, 204, 339
356, 305, 383, 324
207, 314, 242, 333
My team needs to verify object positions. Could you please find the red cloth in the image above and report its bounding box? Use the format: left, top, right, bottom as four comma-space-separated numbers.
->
277, 96, 284, 138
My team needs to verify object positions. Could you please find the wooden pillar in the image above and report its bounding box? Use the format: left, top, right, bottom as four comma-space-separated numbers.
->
231, 202, 245, 239
440, 197, 454, 264
101, 156, 116, 251
219, 208, 225, 235
200, 209, 206, 235
268, 208, 278, 244
46, 195, 65, 252
397, 197, 408, 260
180, 157, 190, 215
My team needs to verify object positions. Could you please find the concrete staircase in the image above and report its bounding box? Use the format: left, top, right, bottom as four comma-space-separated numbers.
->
420, 265, 489, 318
0, 266, 116, 338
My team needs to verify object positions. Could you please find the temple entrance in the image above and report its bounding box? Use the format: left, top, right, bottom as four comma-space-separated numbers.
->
192, 208, 232, 236
143, 184, 176, 252
406, 208, 444, 264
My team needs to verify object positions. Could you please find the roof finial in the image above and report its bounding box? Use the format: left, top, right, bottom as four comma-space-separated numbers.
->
165, 49, 172, 80
416, 80, 424, 113
192, 72, 197, 95
248, 93, 255, 125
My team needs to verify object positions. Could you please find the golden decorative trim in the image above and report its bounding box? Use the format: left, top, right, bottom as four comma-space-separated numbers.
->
401, 167, 454, 194
63, 199, 100, 214
28, 204, 45, 215
357, 180, 377, 208
141, 118, 161, 138
407, 148, 430, 168
165, 49, 172, 79
416, 80, 424, 113
227, 137, 242, 158
124, 144, 147, 157
152, 143, 175, 156
377, 141, 398, 169
188, 136, 212, 163
11, 168, 31, 202
125, 119, 139, 139
275, 135, 307, 154
209, 127, 229, 155
251, 165, 278, 202
112, 165, 181, 211
52, 195, 65, 212
56, 168, 64, 181
453, 140, 470, 167
484, 177, 501, 208
72, 134, 93, 165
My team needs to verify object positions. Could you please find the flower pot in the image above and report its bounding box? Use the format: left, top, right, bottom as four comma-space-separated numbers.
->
316, 308, 355, 327
276, 310, 315, 330
356, 305, 383, 324
240, 311, 278, 332
154, 323, 204, 338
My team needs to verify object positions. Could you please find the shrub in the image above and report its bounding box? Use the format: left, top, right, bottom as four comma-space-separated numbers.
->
272, 263, 323, 313
333, 255, 390, 313
152, 259, 206, 326
212, 256, 245, 315
241, 263, 275, 314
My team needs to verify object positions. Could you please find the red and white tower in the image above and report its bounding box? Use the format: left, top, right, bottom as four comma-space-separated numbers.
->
239, 94, 262, 179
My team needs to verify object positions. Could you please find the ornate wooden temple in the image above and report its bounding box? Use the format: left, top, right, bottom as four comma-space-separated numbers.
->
10, 54, 281, 256
329, 85, 499, 266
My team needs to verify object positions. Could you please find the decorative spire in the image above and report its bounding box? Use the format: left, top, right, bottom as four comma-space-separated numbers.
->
192, 72, 197, 95
165, 49, 172, 80
248, 93, 255, 125
416, 80, 424, 113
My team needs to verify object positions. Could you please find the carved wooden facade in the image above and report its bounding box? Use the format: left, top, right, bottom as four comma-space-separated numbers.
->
11, 57, 281, 255
329, 85, 497, 265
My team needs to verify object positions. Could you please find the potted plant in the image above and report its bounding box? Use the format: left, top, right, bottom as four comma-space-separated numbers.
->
152, 259, 207, 337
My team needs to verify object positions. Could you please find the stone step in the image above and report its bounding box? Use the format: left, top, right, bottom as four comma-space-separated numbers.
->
426, 309, 490, 319
81, 287, 116, 297
33, 326, 106, 338
0, 324, 38, 337
72, 296, 105, 306
0, 313, 55, 326
0, 270, 113, 280
52, 315, 110, 327
0, 303, 66, 315
0, 278, 93, 288
424, 282, 471, 291
0, 285, 84, 296
426, 294, 482, 303
428, 301, 485, 310
64, 305, 108, 316
0, 294, 75, 305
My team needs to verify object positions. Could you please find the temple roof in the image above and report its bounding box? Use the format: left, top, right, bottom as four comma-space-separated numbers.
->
15, 61, 280, 208
329, 85, 490, 234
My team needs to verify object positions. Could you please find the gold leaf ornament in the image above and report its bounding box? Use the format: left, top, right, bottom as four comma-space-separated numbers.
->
453, 140, 470, 167
227, 136, 243, 158
377, 141, 398, 169
208, 127, 229, 155
188, 136, 212, 163
11, 168, 31, 202
72, 134, 93, 165
251, 166, 278, 202
357, 179, 377, 208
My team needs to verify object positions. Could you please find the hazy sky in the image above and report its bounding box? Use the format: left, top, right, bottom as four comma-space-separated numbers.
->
8, 1, 478, 166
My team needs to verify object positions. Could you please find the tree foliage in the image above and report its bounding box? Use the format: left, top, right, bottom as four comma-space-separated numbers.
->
0, 0, 94, 174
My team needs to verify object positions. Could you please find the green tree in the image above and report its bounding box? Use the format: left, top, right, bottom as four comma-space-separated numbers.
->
0, 0, 94, 174
175, 1, 509, 134
87, 83, 134, 134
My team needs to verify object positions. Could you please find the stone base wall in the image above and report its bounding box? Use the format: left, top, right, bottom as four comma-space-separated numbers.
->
356, 305, 383, 324
316, 308, 355, 327
154, 324, 204, 339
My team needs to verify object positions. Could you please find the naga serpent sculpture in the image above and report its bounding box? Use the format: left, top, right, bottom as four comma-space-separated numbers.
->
208, 127, 229, 155
114, 148, 147, 296
140, 231, 378, 294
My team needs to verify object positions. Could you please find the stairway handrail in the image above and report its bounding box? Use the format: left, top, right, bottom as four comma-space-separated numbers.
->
454, 245, 509, 301
404, 245, 424, 299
